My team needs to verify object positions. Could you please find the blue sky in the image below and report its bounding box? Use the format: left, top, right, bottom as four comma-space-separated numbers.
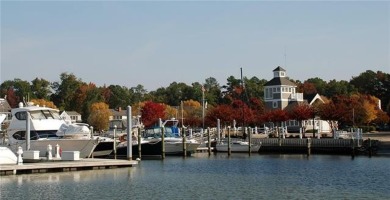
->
1, 1, 389, 91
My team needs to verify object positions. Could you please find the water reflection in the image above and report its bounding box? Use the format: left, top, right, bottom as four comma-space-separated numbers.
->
1, 155, 389, 200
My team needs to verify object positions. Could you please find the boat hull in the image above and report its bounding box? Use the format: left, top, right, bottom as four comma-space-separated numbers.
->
0, 146, 17, 164
92, 140, 115, 157
115, 140, 201, 156
215, 143, 261, 153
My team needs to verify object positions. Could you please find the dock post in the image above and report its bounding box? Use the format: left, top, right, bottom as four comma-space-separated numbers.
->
161, 127, 165, 159
307, 138, 311, 157
55, 144, 61, 159
126, 106, 132, 161
228, 127, 231, 156
207, 127, 211, 156
138, 127, 142, 160
299, 128, 303, 139
351, 138, 355, 159
113, 125, 117, 159
17, 146, 23, 165
182, 127, 187, 157
368, 138, 372, 157
248, 127, 252, 155
47, 144, 53, 160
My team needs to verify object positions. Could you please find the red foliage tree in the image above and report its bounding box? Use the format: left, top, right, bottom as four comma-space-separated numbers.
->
299, 81, 317, 95
261, 109, 290, 125
318, 101, 340, 137
231, 100, 255, 126
205, 104, 235, 127
141, 101, 166, 128
288, 104, 314, 133
6, 88, 19, 108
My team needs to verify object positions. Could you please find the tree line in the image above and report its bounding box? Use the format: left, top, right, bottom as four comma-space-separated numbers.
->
1, 69, 389, 132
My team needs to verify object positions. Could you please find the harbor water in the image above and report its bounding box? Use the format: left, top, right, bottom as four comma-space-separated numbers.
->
1, 153, 389, 199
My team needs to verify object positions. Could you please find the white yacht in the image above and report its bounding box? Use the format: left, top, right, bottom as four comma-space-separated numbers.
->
6, 103, 101, 158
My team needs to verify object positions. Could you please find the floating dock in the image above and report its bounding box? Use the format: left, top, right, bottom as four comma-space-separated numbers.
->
0, 158, 138, 176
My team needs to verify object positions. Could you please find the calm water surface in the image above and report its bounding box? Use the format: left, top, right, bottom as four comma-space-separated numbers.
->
1, 154, 389, 200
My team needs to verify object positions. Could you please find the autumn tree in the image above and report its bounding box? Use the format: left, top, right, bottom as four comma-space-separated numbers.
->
317, 101, 340, 137
181, 100, 202, 127
0, 79, 31, 104
88, 102, 110, 132
205, 104, 235, 127
141, 101, 166, 128
30, 99, 57, 109
299, 81, 317, 95
5, 87, 19, 108
231, 99, 255, 127
288, 104, 314, 136
261, 109, 289, 137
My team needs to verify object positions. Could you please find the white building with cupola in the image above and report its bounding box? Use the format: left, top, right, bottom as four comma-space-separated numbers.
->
263, 66, 334, 135
264, 66, 304, 110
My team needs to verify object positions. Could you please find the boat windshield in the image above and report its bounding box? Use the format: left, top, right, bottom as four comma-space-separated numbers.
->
12, 130, 58, 140
30, 110, 61, 120
143, 127, 177, 138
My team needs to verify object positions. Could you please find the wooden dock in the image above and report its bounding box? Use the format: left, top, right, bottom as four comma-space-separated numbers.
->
253, 138, 372, 155
198, 138, 376, 156
0, 158, 138, 176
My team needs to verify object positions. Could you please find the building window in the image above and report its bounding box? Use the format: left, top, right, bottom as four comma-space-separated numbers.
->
266, 88, 272, 99
273, 101, 278, 108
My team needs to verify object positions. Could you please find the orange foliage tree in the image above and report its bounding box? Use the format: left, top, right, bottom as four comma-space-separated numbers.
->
31, 99, 57, 109
88, 102, 110, 132
182, 100, 202, 127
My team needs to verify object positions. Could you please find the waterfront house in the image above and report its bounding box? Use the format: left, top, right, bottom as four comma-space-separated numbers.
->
60, 111, 82, 124
263, 66, 333, 134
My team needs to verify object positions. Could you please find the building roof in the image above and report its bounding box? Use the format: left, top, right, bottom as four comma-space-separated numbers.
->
0, 98, 12, 112
264, 77, 297, 86
304, 93, 324, 105
273, 66, 286, 72
66, 111, 81, 116
110, 108, 127, 116
283, 100, 309, 112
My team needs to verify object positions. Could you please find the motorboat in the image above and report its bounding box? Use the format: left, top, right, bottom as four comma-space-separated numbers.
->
115, 119, 201, 156
215, 140, 261, 153
57, 123, 115, 158
0, 146, 17, 164
5, 102, 108, 158
141, 119, 201, 155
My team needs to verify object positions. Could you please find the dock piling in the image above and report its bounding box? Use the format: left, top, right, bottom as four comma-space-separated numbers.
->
161, 127, 165, 159
207, 127, 211, 156
17, 146, 23, 165
138, 127, 142, 159
228, 127, 231, 156
182, 127, 187, 157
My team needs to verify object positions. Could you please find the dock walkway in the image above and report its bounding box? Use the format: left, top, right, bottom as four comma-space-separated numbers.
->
0, 158, 138, 176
